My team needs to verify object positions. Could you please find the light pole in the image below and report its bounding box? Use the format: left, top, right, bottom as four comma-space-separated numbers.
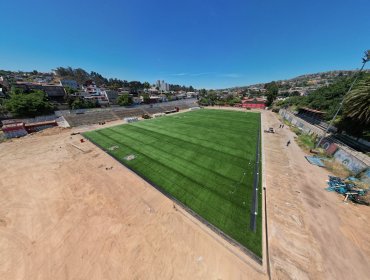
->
315, 50, 370, 149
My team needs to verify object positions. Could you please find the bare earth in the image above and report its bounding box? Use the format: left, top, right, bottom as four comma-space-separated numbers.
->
0, 110, 369, 279
0, 124, 264, 279
262, 111, 370, 280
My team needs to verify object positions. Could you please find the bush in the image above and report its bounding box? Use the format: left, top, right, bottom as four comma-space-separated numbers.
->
291, 126, 302, 135
297, 134, 316, 150
5, 90, 54, 117
71, 98, 99, 109
117, 94, 133, 106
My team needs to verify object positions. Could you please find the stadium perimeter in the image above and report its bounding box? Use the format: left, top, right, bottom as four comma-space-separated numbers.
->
84, 107, 268, 268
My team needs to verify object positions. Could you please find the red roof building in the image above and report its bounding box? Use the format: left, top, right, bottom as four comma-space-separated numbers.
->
241, 97, 267, 109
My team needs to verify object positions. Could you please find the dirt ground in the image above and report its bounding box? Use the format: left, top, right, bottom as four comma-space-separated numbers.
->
0, 110, 369, 279
262, 111, 370, 279
0, 124, 265, 279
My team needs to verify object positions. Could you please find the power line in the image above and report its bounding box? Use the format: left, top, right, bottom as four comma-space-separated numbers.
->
315, 50, 370, 148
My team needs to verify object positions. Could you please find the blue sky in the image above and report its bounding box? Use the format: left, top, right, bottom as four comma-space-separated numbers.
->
1, 0, 369, 89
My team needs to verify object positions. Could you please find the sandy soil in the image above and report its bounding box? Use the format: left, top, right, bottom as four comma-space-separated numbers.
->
1, 109, 369, 279
262, 111, 370, 279
0, 125, 265, 280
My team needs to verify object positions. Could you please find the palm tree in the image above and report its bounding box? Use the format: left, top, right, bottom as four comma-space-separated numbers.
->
315, 50, 370, 147
343, 75, 370, 125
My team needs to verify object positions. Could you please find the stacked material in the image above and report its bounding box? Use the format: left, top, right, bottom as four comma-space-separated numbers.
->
305, 156, 325, 167
152, 113, 166, 118
326, 175, 369, 205
124, 117, 139, 123
164, 109, 177, 114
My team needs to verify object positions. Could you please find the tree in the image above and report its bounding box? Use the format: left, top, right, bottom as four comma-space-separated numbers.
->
290, 91, 301, 96
106, 78, 122, 90
200, 89, 207, 95
70, 98, 98, 109
336, 116, 367, 139
169, 84, 196, 92
335, 75, 370, 138
90, 71, 108, 86
199, 97, 210, 106
143, 82, 151, 89
128, 81, 143, 90
265, 81, 279, 106
65, 86, 77, 95
227, 97, 241, 106
5, 90, 54, 117
0, 98, 8, 116
342, 75, 370, 125
117, 94, 133, 106
142, 93, 150, 104
55, 67, 110, 86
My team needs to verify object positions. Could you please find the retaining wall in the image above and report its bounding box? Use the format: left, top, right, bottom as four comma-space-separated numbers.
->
332, 149, 368, 174
279, 109, 369, 174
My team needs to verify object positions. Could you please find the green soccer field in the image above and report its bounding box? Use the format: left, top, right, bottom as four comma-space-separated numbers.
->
84, 109, 262, 257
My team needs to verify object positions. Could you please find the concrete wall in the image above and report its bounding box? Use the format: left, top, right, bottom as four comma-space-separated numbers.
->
279, 109, 324, 136
279, 109, 368, 174
332, 149, 368, 174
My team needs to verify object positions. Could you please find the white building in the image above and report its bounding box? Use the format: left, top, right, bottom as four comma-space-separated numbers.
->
81, 80, 108, 105
82, 80, 101, 95
156, 80, 170, 92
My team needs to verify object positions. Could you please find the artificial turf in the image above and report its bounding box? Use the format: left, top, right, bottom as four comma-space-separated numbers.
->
84, 109, 262, 257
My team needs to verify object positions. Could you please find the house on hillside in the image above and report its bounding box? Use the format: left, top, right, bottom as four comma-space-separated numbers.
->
103, 90, 119, 104
0, 88, 5, 98
186, 92, 197, 98
147, 87, 159, 95
80, 80, 109, 106
117, 87, 130, 94
80, 91, 109, 106
132, 96, 141, 105
42, 85, 66, 103
148, 96, 161, 103
82, 80, 101, 95
0, 76, 9, 90
60, 79, 79, 90
158, 94, 167, 102
13, 82, 66, 102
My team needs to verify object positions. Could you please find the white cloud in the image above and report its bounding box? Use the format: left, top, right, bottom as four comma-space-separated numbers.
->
169, 73, 188, 76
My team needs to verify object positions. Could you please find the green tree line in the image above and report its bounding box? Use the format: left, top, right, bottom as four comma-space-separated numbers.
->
275, 73, 370, 138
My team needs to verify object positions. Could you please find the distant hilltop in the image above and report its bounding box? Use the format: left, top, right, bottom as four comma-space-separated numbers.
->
227, 69, 370, 92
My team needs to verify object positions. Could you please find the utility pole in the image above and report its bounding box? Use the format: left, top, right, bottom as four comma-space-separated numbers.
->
315, 50, 370, 149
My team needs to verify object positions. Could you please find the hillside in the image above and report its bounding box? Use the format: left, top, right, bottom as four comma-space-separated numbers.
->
229, 69, 370, 94
275, 72, 370, 139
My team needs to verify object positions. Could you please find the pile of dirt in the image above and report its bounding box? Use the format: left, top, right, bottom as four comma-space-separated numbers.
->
32, 126, 69, 136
